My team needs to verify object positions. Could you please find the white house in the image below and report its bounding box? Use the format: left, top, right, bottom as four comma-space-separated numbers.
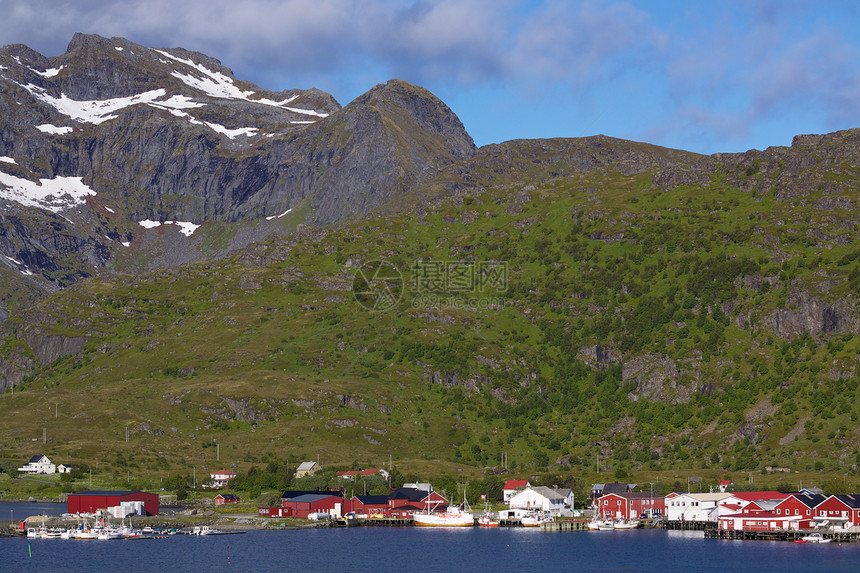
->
509, 486, 567, 516
57, 464, 73, 474
665, 492, 733, 523
18, 455, 56, 475
503, 479, 530, 504
208, 469, 237, 488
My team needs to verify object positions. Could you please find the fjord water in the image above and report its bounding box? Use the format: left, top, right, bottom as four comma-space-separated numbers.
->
3, 528, 859, 572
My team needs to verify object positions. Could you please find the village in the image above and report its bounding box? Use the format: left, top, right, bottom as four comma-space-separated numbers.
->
8, 454, 860, 542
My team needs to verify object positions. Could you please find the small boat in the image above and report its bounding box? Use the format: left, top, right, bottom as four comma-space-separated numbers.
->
800, 533, 831, 543
190, 525, 245, 535
613, 519, 639, 529
478, 513, 499, 527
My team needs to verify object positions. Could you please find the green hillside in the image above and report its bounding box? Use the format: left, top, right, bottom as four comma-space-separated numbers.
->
1, 133, 859, 494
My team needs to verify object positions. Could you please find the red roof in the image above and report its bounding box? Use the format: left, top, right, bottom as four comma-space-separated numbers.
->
719, 480, 733, 485
504, 480, 530, 490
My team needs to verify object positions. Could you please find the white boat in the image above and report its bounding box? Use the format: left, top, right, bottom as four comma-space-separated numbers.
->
96, 528, 124, 540
478, 513, 499, 527
613, 519, 639, 529
521, 514, 540, 527
800, 533, 831, 543
413, 505, 475, 527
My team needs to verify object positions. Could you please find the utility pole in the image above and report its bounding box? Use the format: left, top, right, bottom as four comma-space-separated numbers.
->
55, 404, 58, 418
125, 425, 129, 442
43, 427, 46, 444
217, 443, 220, 462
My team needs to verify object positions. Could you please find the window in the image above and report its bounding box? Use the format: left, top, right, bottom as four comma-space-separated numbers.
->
776, 509, 781, 515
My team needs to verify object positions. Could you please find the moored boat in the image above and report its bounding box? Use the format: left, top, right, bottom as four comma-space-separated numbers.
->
413, 505, 475, 527
799, 532, 830, 543
478, 513, 500, 527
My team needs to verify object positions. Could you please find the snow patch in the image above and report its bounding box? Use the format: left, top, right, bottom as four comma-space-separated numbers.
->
265, 208, 293, 221
284, 107, 328, 118
0, 156, 15, 164
152, 49, 324, 115
121, 241, 130, 247
104, 206, 115, 213
23, 85, 170, 125
172, 221, 201, 237
36, 124, 74, 135
33, 66, 64, 78
138, 219, 200, 236
0, 172, 96, 212
115, 46, 124, 52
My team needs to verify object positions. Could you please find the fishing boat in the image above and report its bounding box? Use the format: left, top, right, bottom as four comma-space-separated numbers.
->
413, 504, 475, 527
477, 513, 500, 527
613, 519, 639, 529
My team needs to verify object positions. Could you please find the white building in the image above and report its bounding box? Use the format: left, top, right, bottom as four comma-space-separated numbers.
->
208, 469, 237, 488
18, 455, 55, 475
665, 492, 733, 523
509, 486, 567, 516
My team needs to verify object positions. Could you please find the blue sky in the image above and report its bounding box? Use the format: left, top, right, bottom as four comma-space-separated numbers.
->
2, 0, 859, 154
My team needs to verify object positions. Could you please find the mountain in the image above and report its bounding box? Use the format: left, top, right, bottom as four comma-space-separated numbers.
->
0, 34, 858, 486
0, 33, 474, 311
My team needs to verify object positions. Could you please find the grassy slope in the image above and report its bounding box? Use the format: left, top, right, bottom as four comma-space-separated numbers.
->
1, 138, 859, 496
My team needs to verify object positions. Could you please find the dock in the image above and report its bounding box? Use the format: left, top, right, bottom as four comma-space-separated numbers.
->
540, 520, 591, 532
705, 528, 860, 543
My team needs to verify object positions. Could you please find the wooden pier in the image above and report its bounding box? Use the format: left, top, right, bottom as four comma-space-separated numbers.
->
356, 518, 414, 527
541, 520, 591, 532
706, 528, 860, 543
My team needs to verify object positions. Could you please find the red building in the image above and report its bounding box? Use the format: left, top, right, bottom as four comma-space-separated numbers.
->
812, 494, 860, 528
387, 487, 447, 511
67, 490, 159, 516
281, 494, 346, 518
597, 492, 665, 519
214, 494, 240, 506
351, 495, 390, 516
773, 493, 827, 521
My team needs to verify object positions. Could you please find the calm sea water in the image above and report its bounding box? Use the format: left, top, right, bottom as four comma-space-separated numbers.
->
3, 527, 859, 572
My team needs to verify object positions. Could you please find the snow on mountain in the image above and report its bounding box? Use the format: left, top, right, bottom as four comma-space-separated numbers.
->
22, 85, 173, 125
0, 171, 95, 212
36, 124, 74, 135
152, 49, 327, 116
138, 219, 200, 237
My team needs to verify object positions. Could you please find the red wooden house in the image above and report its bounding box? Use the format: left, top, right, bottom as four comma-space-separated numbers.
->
773, 493, 827, 521
214, 493, 240, 506
597, 492, 665, 519
281, 493, 346, 519
351, 495, 391, 516
811, 494, 860, 529
387, 487, 447, 512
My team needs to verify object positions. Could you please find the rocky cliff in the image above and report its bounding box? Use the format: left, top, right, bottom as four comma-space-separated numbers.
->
0, 34, 475, 302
